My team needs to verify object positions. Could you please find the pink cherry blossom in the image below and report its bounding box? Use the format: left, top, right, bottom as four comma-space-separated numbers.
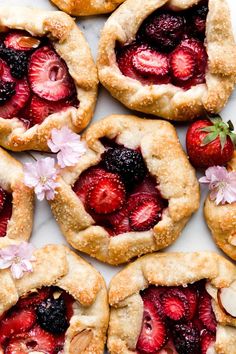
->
0, 242, 36, 279
24, 157, 59, 201
199, 166, 236, 205
48, 127, 87, 168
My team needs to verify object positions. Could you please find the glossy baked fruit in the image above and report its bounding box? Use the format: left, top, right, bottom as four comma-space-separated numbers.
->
0, 189, 12, 237
0, 287, 74, 353
116, 1, 208, 89
0, 30, 78, 127
137, 280, 216, 353
73, 141, 168, 237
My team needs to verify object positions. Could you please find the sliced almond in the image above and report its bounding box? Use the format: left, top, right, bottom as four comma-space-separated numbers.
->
218, 281, 236, 318
18, 36, 40, 49
206, 283, 218, 300
69, 329, 93, 354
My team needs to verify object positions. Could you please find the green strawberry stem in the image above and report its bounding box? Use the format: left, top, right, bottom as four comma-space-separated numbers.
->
200, 114, 236, 150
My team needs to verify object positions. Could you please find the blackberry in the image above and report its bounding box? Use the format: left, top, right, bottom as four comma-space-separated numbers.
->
139, 12, 186, 51
37, 296, 69, 334
0, 48, 28, 79
172, 323, 200, 354
102, 147, 147, 187
0, 81, 16, 106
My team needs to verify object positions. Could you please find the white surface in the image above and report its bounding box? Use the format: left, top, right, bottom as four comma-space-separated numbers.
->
0, 0, 235, 286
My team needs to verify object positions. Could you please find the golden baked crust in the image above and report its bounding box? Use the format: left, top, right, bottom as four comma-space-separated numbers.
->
204, 152, 236, 260
97, 0, 236, 121
0, 7, 98, 152
0, 241, 109, 354
50, 115, 200, 265
0, 147, 34, 241
108, 252, 236, 354
51, 0, 125, 16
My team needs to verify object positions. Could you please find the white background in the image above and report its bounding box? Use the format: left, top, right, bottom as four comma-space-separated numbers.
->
0, 0, 235, 286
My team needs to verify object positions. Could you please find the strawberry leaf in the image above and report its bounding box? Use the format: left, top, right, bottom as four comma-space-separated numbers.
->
201, 131, 218, 146
219, 132, 227, 150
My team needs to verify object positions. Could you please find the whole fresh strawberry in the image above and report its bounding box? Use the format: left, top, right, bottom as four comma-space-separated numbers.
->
186, 116, 236, 168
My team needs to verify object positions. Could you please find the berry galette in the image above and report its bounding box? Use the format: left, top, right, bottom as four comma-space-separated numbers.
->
97, 0, 236, 121
0, 7, 97, 151
108, 252, 236, 354
0, 242, 109, 354
204, 152, 236, 261
49, 115, 200, 265
51, 0, 125, 16
0, 147, 33, 241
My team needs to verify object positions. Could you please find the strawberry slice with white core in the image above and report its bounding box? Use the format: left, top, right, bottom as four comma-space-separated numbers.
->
29, 95, 74, 126
129, 198, 162, 231
137, 299, 167, 353
28, 46, 74, 102
0, 59, 30, 119
170, 47, 196, 82
0, 187, 6, 213
5, 325, 56, 354
4, 31, 40, 51
86, 175, 126, 214
0, 309, 36, 345
132, 48, 169, 77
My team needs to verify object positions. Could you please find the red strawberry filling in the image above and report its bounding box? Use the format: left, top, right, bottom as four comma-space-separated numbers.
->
0, 188, 12, 237
116, 1, 208, 90
0, 286, 75, 354
73, 140, 168, 237
0, 30, 78, 127
137, 280, 217, 354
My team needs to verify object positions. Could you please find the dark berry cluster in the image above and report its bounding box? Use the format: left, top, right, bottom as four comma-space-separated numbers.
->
0, 48, 28, 79
0, 81, 16, 105
102, 147, 147, 187
172, 323, 200, 354
36, 296, 69, 334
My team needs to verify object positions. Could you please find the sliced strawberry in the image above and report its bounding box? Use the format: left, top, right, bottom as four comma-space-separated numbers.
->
107, 207, 130, 235
17, 287, 51, 308
198, 290, 217, 333
132, 48, 169, 77
141, 286, 167, 319
137, 299, 167, 353
0, 200, 12, 237
4, 31, 40, 51
116, 43, 171, 85
180, 38, 207, 76
86, 175, 126, 214
28, 46, 75, 102
161, 288, 189, 321
0, 59, 30, 119
29, 95, 75, 126
0, 187, 6, 213
0, 308, 36, 344
129, 198, 162, 231
201, 330, 216, 354
5, 325, 55, 354
127, 192, 158, 213
54, 333, 65, 353
170, 47, 196, 83
132, 176, 158, 196
73, 167, 115, 205
183, 286, 198, 320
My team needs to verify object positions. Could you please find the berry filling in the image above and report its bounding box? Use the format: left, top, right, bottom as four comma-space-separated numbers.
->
137, 280, 217, 354
73, 140, 168, 236
0, 30, 78, 127
0, 286, 75, 354
0, 187, 12, 237
116, 0, 208, 90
